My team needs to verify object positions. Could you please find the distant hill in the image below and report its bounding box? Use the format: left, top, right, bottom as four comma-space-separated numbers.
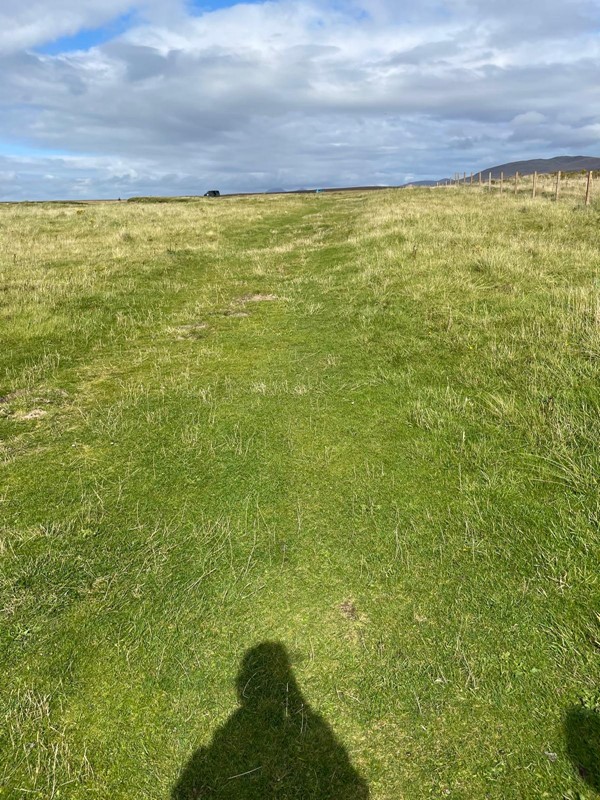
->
471, 155, 600, 180
261, 185, 391, 196
402, 180, 438, 187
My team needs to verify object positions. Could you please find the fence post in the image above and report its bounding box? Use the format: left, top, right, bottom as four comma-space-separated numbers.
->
532, 171, 537, 199
488, 172, 492, 191
514, 172, 519, 194
555, 171, 561, 201
585, 171, 593, 206
470, 173, 474, 186
479, 172, 482, 187
500, 172, 504, 194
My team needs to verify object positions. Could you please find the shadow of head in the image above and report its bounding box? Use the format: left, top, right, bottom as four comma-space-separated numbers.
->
565, 705, 600, 792
171, 641, 369, 799
236, 642, 301, 709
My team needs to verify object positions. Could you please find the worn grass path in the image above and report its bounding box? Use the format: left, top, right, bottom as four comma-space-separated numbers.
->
1, 189, 600, 798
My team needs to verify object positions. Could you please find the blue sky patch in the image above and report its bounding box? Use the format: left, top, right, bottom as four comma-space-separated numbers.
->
0, 139, 74, 158
188, 0, 266, 13
36, 11, 137, 55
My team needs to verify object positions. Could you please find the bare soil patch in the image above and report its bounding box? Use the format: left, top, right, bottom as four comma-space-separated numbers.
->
238, 293, 279, 303
0, 389, 68, 418
340, 599, 359, 620
0, 390, 26, 405
172, 322, 209, 340
17, 409, 48, 421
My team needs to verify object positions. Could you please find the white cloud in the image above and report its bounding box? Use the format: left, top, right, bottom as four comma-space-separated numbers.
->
0, 0, 132, 53
513, 112, 547, 126
0, 0, 186, 54
0, 0, 599, 199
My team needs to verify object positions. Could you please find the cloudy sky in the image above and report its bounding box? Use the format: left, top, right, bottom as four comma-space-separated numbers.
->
1, 0, 599, 200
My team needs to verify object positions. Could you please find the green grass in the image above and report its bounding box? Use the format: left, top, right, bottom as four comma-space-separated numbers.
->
1, 187, 599, 799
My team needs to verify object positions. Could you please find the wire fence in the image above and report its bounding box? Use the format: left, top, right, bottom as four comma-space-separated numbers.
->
436, 170, 595, 206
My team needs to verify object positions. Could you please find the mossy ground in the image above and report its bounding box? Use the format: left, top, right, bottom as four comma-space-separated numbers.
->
1, 187, 599, 798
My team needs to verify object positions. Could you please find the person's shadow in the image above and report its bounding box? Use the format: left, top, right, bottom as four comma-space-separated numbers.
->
171, 642, 369, 799
565, 701, 600, 792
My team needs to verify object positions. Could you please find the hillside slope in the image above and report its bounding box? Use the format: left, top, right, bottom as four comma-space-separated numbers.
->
475, 155, 600, 179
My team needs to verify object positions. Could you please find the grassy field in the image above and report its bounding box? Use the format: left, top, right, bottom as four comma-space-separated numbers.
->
1, 187, 600, 799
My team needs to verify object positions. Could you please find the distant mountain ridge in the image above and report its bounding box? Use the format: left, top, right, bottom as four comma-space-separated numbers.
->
471, 155, 600, 180
233, 158, 600, 197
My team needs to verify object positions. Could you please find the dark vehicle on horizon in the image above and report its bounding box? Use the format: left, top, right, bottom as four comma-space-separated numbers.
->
204, 190, 220, 197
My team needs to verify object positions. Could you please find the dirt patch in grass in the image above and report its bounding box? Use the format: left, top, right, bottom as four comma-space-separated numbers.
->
222, 292, 278, 317
239, 293, 279, 303
172, 322, 209, 340
16, 409, 48, 421
340, 599, 359, 620
0, 390, 27, 405
0, 389, 68, 418
223, 310, 250, 318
